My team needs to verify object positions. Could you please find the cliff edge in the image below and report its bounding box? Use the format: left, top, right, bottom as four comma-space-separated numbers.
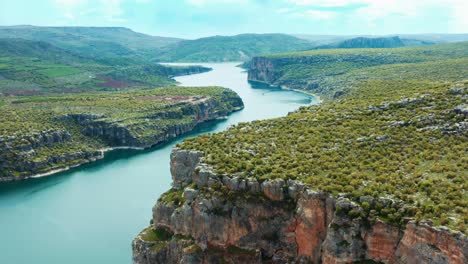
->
0, 87, 243, 181
133, 149, 467, 264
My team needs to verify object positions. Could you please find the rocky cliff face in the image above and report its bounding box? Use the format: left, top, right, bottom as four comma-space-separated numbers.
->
0, 129, 102, 181
247, 54, 419, 98
167, 65, 212, 77
64, 96, 241, 148
248, 55, 342, 96
0, 95, 243, 181
133, 149, 467, 264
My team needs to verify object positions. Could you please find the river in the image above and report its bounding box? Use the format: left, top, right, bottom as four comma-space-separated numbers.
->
0, 63, 317, 264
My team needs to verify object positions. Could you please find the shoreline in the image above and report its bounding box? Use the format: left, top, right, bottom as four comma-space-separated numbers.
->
0, 107, 245, 183
280, 85, 323, 104
0, 146, 144, 183
247, 78, 323, 104
1, 74, 310, 184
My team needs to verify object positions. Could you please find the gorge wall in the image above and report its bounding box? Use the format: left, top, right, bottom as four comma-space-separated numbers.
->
0, 95, 243, 181
247, 52, 428, 98
133, 149, 467, 264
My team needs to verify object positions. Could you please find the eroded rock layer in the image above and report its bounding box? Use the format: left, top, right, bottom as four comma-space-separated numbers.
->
133, 149, 467, 264
0, 93, 243, 181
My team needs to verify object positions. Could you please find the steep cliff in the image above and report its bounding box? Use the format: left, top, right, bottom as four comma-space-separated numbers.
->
247, 42, 468, 98
0, 87, 243, 181
133, 149, 467, 264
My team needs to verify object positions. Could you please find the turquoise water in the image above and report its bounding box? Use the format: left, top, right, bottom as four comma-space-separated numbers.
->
0, 63, 317, 264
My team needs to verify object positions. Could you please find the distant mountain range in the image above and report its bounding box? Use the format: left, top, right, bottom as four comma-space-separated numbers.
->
1, 26, 467, 63
153, 34, 315, 62
0, 26, 181, 65
295, 33, 468, 46
315, 36, 433, 49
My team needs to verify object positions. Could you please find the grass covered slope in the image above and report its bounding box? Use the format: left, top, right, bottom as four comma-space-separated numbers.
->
0, 38, 211, 95
248, 42, 468, 98
315, 36, 433, 49
154, 34, 314, 62
0, 26, 182, 64
180, 56, 467, 232
0, 87, 243, 179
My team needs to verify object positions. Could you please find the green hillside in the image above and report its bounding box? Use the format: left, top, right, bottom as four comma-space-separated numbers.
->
0, 38, 210, 95
181, 44, 468, 233
248, 42, 468, 98
316, 36, 432, 49
0, 26, 182, 65
0, 86, 243, 179
154, 34, 314, 62
295, 33, 468, 45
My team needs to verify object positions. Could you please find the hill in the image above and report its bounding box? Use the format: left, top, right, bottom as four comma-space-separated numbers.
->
248, 42, 468, 98
154, 33, 315, 62
191, 44, 468, 232
316, 36, 432, 49
0, 38, 210, 95
0, 26, 183, 65
295, 33, 468, 45
134, 42, 467, 263
0, 38, 91, 64
0, 86, 243, 180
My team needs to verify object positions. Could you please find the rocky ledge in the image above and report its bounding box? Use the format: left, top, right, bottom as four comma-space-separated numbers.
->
0, 94, 243, 181
133, 148, 467, 264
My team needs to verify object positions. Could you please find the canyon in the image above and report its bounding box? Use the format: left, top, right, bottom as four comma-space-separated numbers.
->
0, 63, 315, 264
133, 44, 468, 263
133, 149, 467, 264
0, 90, 243, 181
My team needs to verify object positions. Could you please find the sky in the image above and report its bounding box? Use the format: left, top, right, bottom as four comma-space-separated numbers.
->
0, 0, 467, 39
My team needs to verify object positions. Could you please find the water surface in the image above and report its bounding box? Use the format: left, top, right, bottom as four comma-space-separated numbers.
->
0, 63, 317, 264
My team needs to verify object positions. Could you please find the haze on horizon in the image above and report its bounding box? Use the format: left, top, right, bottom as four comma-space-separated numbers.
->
1, 0, 467, 39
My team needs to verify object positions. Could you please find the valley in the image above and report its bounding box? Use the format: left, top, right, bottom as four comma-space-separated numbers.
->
134, 43, 468, 263
0, 63, 316, 264
0, 22, 466, 264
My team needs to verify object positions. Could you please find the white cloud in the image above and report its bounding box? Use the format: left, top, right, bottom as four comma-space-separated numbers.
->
287, 0, 368, 7
447, 0, 468, 33
100, 0, 124, 21
305, 10, 336, 20
277, 8, 291, 14
287, 0, 468, 31
53, 0, 152, 22
54, 0, 87, 7
186, 0, 247, 6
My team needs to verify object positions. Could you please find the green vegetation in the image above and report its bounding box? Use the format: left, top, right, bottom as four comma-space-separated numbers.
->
251, 42, 468, 98
140, 227, 174, 242
138, 226, 175, 253
0, 25, 182, 64
0, 86, 242, 178
315, 36, 432, 49
159, 189, 185, 206
183, 243, 202, 254
154, 34, 314, 62
226, 245, 256, 256
269, 41, 468, 58
294, 33, 468, 46
0, 38, 210, 95
180, 43, 468, 233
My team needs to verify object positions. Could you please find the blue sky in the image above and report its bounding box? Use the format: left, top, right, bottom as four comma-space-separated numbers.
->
0, 0, 466, 38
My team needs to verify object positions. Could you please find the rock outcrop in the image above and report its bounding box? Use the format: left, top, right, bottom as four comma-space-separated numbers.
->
0, 94, 243, 181
133, 149, 467, 264
64, 95, 242, 148
0, 129, 102, 181
247, 53, 419, 98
